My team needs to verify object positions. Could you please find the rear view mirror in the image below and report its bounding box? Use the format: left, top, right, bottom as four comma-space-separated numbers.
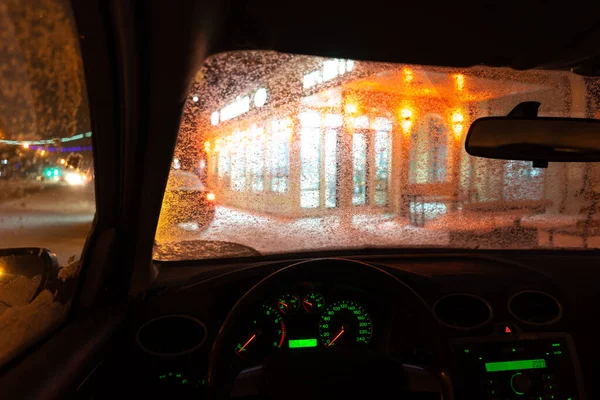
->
465, 104, 600, 167
0, 248, 60, 312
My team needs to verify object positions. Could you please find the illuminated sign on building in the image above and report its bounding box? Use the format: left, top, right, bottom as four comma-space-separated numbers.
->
303, 59, 355, 90
211, 88, 268, 126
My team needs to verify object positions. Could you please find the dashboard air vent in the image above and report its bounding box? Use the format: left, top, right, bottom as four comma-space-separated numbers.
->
136, 315, 207, 356
433, 293, 492, 330
509, 290, 562, 325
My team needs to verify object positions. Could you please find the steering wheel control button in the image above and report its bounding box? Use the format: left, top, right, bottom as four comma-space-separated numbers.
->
510, 372, 531, 395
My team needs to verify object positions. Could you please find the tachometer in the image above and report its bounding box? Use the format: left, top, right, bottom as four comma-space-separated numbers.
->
318, 300, 372, 347
235, 304, 286, 363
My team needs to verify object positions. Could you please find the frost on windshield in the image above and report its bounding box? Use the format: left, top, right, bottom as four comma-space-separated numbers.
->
154, 51, 600, 261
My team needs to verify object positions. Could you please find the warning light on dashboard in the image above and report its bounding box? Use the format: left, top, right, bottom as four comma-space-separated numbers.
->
498, 324, 516, 335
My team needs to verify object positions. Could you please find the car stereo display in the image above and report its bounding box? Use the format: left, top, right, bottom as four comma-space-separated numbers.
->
454, 337, 581, 399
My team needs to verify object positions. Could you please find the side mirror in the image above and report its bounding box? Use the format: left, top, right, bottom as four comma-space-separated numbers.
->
0, 248, 60, 312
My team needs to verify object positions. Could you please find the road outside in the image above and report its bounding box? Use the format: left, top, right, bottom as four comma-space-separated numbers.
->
1, 179, 590, 266
0, 181, 95, 265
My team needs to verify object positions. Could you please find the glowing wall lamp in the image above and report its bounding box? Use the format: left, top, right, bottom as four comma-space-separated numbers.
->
455, 74, 465, 91
345, 103, 358, 114
451, 111, 465, 138
400, 108, 414, 134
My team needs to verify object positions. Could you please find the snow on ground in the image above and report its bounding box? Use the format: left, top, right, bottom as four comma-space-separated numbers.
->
0, 185, 95, 265
157, 206, 450, 257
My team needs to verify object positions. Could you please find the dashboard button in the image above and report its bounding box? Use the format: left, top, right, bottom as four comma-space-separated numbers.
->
542, 373, 556, 381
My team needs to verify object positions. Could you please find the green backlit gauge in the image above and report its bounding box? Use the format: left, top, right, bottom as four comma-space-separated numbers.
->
277, 292, 300, 315
235, 304, 286, 363
319, 300, 372, 348
303, 291, 325, 313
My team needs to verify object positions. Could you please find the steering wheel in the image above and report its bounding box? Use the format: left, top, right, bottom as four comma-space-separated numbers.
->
207, 258, 454, 399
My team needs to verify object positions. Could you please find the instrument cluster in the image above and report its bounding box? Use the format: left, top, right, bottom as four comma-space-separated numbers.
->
234, 284, 374, 364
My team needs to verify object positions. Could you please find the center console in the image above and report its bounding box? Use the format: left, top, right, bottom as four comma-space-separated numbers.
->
452, 333, 584, 399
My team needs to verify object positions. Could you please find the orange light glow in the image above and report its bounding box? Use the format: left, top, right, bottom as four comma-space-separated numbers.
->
452, 112, 464, 123
399, 107, 414, 134
60, 158, 66, 165
455, 74, 465, 91
206, 193, 216, 201
400, 108, 413, 119
451, 111, 465, 138
345, 103, 357, 114
452, 123, 464, 137
281, 117, 293, 130
22, 143, 29, 149
204, 141, 211, 152
403, 68, 414, 83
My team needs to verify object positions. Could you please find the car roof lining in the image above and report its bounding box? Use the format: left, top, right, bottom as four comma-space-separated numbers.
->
209, 0, 600, 76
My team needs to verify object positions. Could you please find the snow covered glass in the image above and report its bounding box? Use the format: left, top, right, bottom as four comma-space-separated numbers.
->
154, 51, 600, 261
0, 0, 94, 367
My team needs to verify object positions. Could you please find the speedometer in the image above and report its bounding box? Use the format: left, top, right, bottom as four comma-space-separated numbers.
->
318, 300, 372, 347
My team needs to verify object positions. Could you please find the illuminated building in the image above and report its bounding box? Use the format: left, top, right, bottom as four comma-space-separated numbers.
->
200, 58, 588, 221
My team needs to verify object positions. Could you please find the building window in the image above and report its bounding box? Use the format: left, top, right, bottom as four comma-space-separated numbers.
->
503, 160, 544, 200
325, 129, 337, 208
300, 127, 321, 208
352, 132, 367, 205
374, 130, 391, 206
247, 140, 264, 192
409, 114, 448, 184
230, 146, 246, 191
218, 147, 230, 178
270, 122, 290, 193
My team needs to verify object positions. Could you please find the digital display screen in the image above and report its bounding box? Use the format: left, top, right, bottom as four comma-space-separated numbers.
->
288, 338, 317, 348
485, 359, 547, 372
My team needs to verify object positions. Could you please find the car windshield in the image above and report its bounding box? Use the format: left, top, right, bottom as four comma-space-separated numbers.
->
153, 51, 600, 261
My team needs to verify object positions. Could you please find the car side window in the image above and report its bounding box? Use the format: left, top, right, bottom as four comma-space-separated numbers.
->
0, 0, 94, 366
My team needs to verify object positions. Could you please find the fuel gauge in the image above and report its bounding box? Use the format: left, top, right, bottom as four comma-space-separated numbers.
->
303, 291, 325, 313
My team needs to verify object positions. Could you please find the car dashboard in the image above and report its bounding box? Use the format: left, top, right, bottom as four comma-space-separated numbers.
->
97, 251, 597, 400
